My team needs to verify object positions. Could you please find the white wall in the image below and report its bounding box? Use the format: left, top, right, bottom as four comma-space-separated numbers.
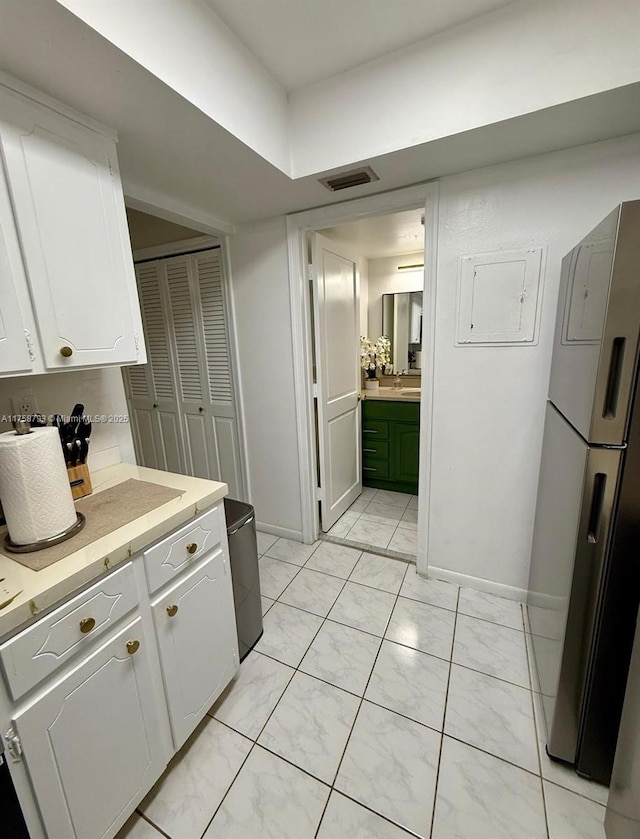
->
359, 258, 368, 338
227, 132, 640, 593
57, 0, 291, 173
226, 218, 303, 538
126, 208, 201, 251
429, 133, 640, 595
367, 253, 424, 340
0, 368, 135, 471
289, 0, 640, 176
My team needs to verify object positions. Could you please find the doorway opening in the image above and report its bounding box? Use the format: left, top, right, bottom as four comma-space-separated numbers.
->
313, 211, 424, 561
287, 182, 437, 573
121, 206, 247, 499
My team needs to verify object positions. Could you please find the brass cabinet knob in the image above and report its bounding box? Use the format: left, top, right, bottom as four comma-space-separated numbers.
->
79, 617, 96, 634
126, 640, 140, 655
186, 542, 198, 555
166, 604, 179, 618
60, 346, 73, 358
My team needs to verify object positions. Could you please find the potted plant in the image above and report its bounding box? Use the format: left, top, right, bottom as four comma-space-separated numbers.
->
360, 335, 390, 390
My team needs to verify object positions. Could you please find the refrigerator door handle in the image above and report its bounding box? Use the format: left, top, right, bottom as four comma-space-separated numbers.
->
587, 473, 606, 543
602, 337, 626, 420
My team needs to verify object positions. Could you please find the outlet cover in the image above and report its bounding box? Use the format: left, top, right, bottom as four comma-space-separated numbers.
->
11, 391, 38, 419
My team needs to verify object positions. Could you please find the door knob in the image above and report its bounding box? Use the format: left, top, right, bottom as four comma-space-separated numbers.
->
126, 640, 140, 655
166, 604, 179, 618
60, 346, 73, 358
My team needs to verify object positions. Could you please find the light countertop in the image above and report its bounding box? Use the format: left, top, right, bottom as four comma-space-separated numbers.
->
0, 463, 227, 638
362, 387, 421, 402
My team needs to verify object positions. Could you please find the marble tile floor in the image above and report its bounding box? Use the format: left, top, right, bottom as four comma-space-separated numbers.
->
322, 488, 419, 561
117, 536, 608, 839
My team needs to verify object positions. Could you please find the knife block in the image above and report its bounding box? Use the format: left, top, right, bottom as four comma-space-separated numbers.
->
67, 464, 92, 500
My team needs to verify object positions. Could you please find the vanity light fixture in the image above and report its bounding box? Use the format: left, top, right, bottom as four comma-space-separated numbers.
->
397, 263, 424, 272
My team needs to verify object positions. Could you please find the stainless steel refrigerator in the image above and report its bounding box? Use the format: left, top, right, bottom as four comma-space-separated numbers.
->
527, 200, 640, 785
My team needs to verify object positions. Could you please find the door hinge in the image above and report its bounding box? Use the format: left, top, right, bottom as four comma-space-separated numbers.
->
312, 382, 318, 398
107, 158, 114, 177
5, 727, 22, 761
317, 486, 324, 501
307, 264, 313, 282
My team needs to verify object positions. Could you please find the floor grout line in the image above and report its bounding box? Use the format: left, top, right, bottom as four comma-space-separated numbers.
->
324, 790, 424, 839
312, 560, 411, 838
324, 489, 418, 558
428, 584, 461, 839
524, 609, 552, 839
134, 811, 173, 839
197, 741, 258, 839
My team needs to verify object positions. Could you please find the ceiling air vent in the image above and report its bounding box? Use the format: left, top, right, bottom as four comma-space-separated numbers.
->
319, 166, 379, 192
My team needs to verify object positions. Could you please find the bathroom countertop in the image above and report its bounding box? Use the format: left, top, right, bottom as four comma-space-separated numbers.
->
361, 387, 421, 402
0, 463, 228, 638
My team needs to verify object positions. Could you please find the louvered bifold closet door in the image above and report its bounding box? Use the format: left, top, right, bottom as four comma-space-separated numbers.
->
163, 254, 221, 483
192, 251, 242, 497
123, 262, 185, 474
124, 248, 242, 497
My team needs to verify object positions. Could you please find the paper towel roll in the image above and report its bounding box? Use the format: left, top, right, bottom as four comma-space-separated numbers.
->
0, 427, 76, 545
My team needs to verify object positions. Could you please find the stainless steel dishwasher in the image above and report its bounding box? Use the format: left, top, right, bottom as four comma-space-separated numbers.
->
224, 498, 263, 660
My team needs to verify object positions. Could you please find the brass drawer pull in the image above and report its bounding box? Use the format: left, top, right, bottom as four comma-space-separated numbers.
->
79, 617, 96, 634
186, 542, 198, 555
126, 640, 140, 655
166, 604, 179, 618
60, 346, 73, 358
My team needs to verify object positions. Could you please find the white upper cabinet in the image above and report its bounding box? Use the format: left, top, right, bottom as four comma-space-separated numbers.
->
0, 163, 36, 374
0, 78, 145, 373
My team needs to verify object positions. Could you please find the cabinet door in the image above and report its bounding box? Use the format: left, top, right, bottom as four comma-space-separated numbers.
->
152, 550, 238, 749
391, 422, 420, 486
0, 159, 35, 374
13, 617, 167, 839
0, 88, 142, 369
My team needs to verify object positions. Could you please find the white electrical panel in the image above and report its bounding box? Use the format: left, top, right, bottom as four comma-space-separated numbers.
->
456, 247, 544, 346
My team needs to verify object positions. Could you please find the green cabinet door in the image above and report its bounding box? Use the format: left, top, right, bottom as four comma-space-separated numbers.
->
361, 399, 420, 494
390, 423, 420, 486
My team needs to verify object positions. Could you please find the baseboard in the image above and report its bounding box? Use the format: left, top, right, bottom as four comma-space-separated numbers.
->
427, 565, 528, 603
255, 522, 304, 542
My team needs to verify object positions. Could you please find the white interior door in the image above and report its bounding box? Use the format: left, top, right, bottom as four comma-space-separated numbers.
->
311, 233, 361, 531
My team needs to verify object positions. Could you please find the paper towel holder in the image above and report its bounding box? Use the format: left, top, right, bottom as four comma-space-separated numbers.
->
4, 512, 86, 554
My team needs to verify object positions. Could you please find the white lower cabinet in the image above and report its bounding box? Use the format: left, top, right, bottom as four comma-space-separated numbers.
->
152, 549, 238, 749
12, 617, 168, 839
0, 504, 239, 839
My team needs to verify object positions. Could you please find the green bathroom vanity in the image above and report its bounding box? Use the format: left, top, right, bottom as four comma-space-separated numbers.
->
361, 397, 420, 494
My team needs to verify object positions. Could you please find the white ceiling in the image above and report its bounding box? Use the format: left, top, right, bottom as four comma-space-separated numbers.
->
3, 0, 640, 231
321, 209, 425, 259
206, 0, 514, 90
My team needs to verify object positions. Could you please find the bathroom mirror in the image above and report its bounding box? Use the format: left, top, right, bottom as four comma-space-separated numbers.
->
382, 292, 423, 372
